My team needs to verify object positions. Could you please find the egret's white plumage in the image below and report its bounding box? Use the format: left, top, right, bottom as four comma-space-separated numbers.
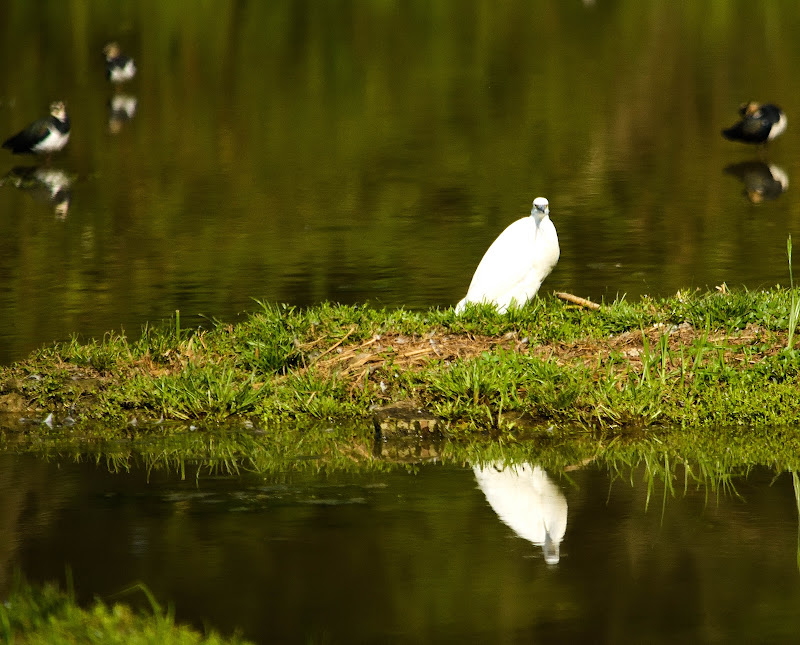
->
474, 462, 568, 564
456, 197, 559, 313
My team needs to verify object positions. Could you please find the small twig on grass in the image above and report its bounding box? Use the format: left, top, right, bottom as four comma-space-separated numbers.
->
313, 326, 357, 361
556, 292, 601, 310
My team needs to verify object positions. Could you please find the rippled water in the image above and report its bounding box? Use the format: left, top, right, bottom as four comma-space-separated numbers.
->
1, 2, 800, 362
2, 453, 799, 643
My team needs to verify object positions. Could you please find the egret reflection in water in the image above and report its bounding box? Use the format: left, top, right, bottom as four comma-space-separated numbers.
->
0, 165, 73, 218
724, 161, 789, 204
473, 462, 568, 564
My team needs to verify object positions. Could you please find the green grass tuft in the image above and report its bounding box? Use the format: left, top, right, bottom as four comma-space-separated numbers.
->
0, 574, 252, 645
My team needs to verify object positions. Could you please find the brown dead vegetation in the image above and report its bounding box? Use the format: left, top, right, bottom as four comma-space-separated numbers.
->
302, 322, 782, 382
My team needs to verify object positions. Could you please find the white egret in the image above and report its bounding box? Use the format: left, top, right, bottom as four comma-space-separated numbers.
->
474, 462, 568, 564
456, 197, 559, 313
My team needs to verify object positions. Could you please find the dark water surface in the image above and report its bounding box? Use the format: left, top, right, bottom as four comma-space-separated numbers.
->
2, 2, 800, 363
1, 453, 799, 643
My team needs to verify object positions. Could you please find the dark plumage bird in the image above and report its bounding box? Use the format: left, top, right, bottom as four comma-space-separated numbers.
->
722, 102, 787, 144
103, 42, 136, 84
2, 101, 71, 156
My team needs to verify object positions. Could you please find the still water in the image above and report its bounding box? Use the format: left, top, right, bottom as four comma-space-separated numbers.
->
2, 2, 800, 363
1, 452, 799, 643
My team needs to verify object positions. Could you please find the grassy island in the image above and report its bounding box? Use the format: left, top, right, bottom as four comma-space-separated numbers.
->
2, 288, 800, 459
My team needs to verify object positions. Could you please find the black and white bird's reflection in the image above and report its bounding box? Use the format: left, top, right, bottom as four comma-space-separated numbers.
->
107, 94, 138, 134
473, 462, 568, 564
724, 161, 789, 204
0, 165, 73, 218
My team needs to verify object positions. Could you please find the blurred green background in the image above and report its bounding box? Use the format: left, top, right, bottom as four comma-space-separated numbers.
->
1, 0, 800, 362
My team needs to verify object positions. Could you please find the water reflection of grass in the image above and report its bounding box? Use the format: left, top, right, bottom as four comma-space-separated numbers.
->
3, 435, 797, 644
9, 421, 800, 485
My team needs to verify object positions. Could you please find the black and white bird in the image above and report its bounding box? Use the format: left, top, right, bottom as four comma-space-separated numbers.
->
456, 197, 560, 313
722, 102, 787, 144
2, 101, 71, 157
103, 42, 137, 84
